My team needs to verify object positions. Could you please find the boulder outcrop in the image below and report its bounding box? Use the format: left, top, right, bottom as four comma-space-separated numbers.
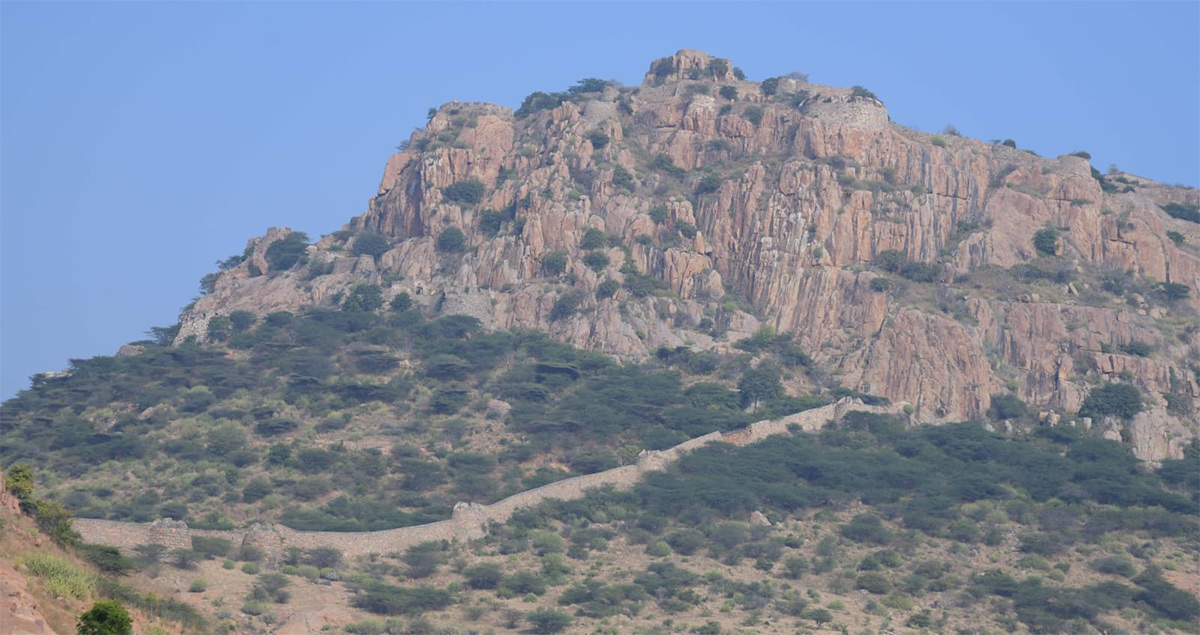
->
178, 50, 1199, 459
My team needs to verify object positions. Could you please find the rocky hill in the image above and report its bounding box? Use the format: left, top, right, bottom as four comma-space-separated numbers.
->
181, 49, 1198, 461
3, 49, 1199, 635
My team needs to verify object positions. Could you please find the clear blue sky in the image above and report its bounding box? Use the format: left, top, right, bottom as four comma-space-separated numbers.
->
2, 2, 1197, 399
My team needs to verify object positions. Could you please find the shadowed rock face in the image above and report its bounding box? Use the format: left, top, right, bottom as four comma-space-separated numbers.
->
180, 50, 1199, 459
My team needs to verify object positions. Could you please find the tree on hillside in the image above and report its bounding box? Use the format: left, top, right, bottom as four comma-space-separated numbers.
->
77, 600, 132, 635
739, 365, 784, 409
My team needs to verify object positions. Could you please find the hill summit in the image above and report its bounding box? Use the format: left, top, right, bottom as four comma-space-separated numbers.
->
180, 49, 1198, 459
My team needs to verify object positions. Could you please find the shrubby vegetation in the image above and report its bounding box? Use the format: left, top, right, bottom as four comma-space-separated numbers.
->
3, 293, 834, 531
1161, 202, 1200, 223
265, 232, 310, 272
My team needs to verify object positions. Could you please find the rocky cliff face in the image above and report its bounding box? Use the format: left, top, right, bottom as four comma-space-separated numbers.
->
181, 50, 1199, 459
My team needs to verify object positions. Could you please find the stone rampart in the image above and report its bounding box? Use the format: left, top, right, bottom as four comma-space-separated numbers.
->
74, 399, 899, 561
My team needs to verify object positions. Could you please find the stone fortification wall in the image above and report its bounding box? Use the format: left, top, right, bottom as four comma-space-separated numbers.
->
74, 399, 899, 562
800, 96, 889, 130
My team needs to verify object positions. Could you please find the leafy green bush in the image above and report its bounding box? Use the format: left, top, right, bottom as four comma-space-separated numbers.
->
1089, 554, 1136, 578
743, 106, 764, 126
479, 209, 507, 236
265, 232, 310, 271
856, 571, 893, 594
1159, 281, 1191, 301
441, 180, 485, 205
191, 536, 231, 559
695, 174, 722, 195
550, 292, 582, 321
760, 77, 780, 96
719, 85, 738, 100
343, 283, 384, 312
1033, 227, 1060, 256
850, 86, 878, 100
988, 393, 1027, 420
649, 155, 686, 180
77, 600, 132, 635
435, 227, 466, 252
1078, 383, 1142, 420
737, 365, 783, 408
609, 165, 634, 192
580, 228, 607, 249
585, 130, 610, 148
596, 279, 619, 299
1118, 340, 1152, 357
463, 562, 504, 589
1161, 202, 1200, 223
931, 136, 947, 148
526, 608, 572, 634
352, 233, 390, 259
543, 251, 568, 276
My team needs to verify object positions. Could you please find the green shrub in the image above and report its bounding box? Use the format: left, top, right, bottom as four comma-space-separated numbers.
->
188, 579, 207, 592
801, 607, 833, 624
1033, 227, 1060, 256
1159, 281, 1191, 301
1078, 383, 1142, 420
611, 165, 635, 191
229, 310, 256, 332
531, 531, 566, 555
1090, 555, 1136, 578
343, 283, 384, 312
435, 227, 466, 253
1161, 202, 1200, 223
695, 174, 722, 196
191, 536, 231, 559
1167, 230, 1185, 246
856, 572, 892, 594
760, 77, 780, 96
840, 513, 893, 545
206, 315, 231, 342
352, 233, 390, 259
988, 393, 1028, 420
76, 600, 132, 635
645, 540, 671, 557
743, 106, 764, 126
463, 562, 504, 589
850, 86, 878, 100
526, 608, 572, 634
648, 206, 669, 223
479, 209, 507, 236
870, 278, 892, 292
596, 279, 620, 299
265, 232, 310, 271
585, 130, 610, 148
389, 292, 412, 312
543, 251, 568, 276
580, 228, 607, 249
241, 562, 260, 575
719, 85, 738, 100
503, 571, 548, 596
550, 292, 582, 321
1118, 341, 1152, 357
707, 58, 730, 77
931, 136, 947, 148
781, 556, 810, 579
649, 155, 686, 180
441, 180, 485, 205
